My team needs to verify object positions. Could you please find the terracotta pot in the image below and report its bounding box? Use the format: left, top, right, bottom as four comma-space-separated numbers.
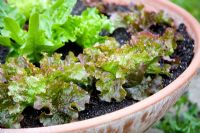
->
1, 0, 200, 132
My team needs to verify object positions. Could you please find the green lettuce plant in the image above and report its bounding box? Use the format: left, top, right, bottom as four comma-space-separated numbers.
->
0, 0, 113, 63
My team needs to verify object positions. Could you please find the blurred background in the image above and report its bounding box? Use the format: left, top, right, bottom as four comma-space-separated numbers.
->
148, 0, 200, 133
171, 0, 200, 21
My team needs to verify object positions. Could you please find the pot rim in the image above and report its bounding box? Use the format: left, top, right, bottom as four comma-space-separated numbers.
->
2, 0, 200, 132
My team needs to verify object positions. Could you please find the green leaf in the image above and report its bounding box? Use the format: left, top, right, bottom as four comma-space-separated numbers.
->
39, 82, 90, 126
0, 1, 26, 28
0, 74, 24, 128
96, 73, 126, 102
0, 35, 11, 47
40, 112, 70, 127
53, 8, 114, 48
0, 108, 23, 128
74, 8, 114, 48
8, 75, 46, 104
3, 17, 25, 45
21, 13, 54, 63
50, 0, 77, 24
40, 53, 89, 85
146, 62, 171, 75
21, 13, 41, 61
7, 0, 53, 19
125, 76, 163, 100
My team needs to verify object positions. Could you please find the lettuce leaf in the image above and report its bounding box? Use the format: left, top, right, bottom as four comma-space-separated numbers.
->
80, 28, 176, 102
39, 81, 90, 126
0, 13, 62, 63
51, 8, 114, 48
7, 0, 53, 19
71, 8, 114, 48
110, 5, 174, 33
0, 53, 90, 128
0, 1, 26, 28
125, 76, 163, 100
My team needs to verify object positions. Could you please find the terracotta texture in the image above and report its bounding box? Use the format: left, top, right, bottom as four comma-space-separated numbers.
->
1, 0, 200, 133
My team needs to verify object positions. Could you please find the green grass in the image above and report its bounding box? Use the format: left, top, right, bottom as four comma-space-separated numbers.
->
171, 0, 200, 21
156, 95, 200, 133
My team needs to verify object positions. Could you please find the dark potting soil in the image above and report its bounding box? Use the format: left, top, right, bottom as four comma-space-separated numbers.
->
56, 41, 83, 59
0, 46, 9, 64
111, 28, 132, 45
71, 0, 87, 15
99, 28, 131, 45
20, 107, 43, 128
78, 96, 136, 120
149, 23, 170, 35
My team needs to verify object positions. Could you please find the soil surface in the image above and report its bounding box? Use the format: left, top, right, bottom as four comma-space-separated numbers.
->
79, 96, 136, 120
72, 0, 87, 15
20, 107, 43, 128
56, 41, 83, 59
111, 28, 131, 45
0, 1, 194, 128
0, 46, 9, 64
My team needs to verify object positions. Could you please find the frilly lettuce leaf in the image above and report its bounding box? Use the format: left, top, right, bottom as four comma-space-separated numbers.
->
7, 0, 53, 19
39, 81, 90, 126
72, 8, 114, 48
110, 5, 174, 32
0, 82, 23, 128
125, 75, 163, 100
52, 8, 114, 48
0, 53, 90, 128
80, 28, 176, 102
95, 73, 127, 102
39, 53, 89, 85
0, 28, 177, 127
